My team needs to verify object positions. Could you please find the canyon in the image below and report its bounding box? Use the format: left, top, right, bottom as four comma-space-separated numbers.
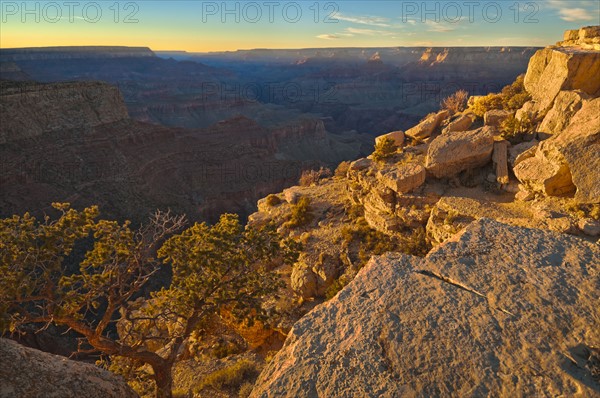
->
1, 26, 598, 398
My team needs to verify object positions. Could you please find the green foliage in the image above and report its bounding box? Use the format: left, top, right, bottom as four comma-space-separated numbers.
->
471, 94, 503, 117
471, 74, 531, 117
346, 204, 364, 220
500, 113, 534, 142
194, 360, 259, 393
1, 204, 297, 398
265, 194, 281, 207
286, 197, 313, 228
325, 278, 348, 300
372, 137, 398, 162
441, 89, 469, 114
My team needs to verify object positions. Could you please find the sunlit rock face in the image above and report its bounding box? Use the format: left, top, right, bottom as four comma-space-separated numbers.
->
251, 219, 600, 398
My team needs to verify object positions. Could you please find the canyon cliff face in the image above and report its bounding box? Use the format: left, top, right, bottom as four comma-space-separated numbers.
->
0, 81, 361, 222
5, 45, 537, 138
0, 81, 129, 143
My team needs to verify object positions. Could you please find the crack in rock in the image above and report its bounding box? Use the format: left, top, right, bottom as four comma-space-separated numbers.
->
416, 269, 516, 317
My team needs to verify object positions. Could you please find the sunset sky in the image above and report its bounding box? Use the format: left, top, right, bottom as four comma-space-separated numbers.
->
1, 1, 599, 51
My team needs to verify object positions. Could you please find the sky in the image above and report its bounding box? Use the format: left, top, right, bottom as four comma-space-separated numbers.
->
1, 1, 599, 51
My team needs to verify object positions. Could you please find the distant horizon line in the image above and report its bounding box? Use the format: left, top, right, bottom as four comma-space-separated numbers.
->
0, 44, 545, 54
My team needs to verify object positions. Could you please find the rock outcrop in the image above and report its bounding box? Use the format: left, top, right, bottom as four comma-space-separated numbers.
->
251, 219, 600, 397
524, 28, 600, 111
405, 110, 450, 141
538, 90, 587, 136
483, 109, 512, 128
0, 338, 138, 398
514, 98, 600, 202
375, 130, 404, 147
442, 113, 474, 134
425, 126, 495, 178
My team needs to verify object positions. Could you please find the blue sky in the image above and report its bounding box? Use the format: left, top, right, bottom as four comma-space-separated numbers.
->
1, 1, 599, 51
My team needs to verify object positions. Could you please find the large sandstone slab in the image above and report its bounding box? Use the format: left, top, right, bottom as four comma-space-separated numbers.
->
0, 338, 138, 398
425, 126, 495, 178
405, 110, 450, 141
377, 163, 426, 194
252, 219, 600, 398
442, 113, 474, 134
538, 90, 587, 136
375, 130, 404, 147
524, 47, 600, 111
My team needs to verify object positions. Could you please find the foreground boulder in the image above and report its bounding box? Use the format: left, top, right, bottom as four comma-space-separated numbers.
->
251, 219, 600, 397
425, 126, 495, 178
0, 338, 137, 398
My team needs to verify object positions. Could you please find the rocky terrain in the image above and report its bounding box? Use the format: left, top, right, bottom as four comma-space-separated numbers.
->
0, 338, 137, 398
0, 26, 598, 398
243, 26, 600, 397
251, 219, 600, 397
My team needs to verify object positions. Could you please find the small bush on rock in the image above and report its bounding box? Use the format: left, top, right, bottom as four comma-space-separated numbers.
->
265, 194, 281, 206
286, 197, 313, 228
372, 137, 398, 162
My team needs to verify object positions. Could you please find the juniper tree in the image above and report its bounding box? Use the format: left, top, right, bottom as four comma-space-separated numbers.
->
0, 203, 296, 398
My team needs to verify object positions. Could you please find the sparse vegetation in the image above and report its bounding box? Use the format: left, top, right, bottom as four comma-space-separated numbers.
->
335, 161, 351, 177
372, 137, 398, 162
471, 74, 531, 117
194, 360, 260, 393
238, 382, 255, 398
441, 89, 469, 114
299, 167, 332, 186
500, 113, 534, 142
286, 197, 313, 228
265, 194, 282, 206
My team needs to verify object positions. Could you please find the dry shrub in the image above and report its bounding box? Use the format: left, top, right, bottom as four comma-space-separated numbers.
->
441, 89, 469, 114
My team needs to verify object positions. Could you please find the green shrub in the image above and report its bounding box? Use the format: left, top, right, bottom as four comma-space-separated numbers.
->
346, 204, 364, 220
471, 74, 531, 117
194, 360, 259, 393
265, 194, 281, 207
500, 114, 533, 142
372, 137, 398, 162
471, 93, 503, 117
286, 197, 313, 228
